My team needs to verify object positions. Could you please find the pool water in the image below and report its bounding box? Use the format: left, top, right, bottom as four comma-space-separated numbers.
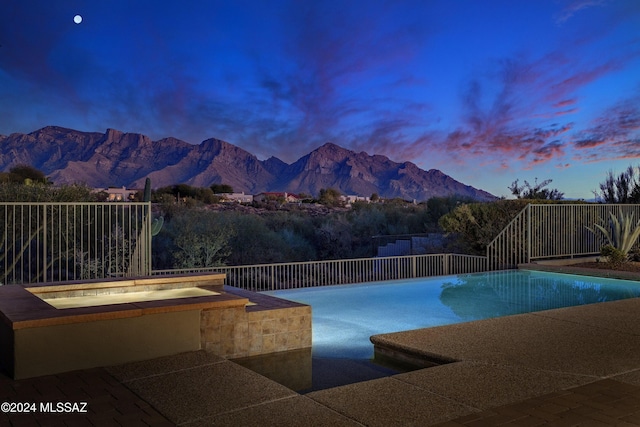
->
264, 269, 640, 360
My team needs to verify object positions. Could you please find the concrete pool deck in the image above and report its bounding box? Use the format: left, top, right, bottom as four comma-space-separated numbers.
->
3, 266, 640, 425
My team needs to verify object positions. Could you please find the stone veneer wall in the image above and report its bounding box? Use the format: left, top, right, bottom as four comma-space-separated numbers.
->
200, 305, 311, 359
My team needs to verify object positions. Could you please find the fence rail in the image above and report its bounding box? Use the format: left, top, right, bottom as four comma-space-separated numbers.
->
0, 202, 151, 285
7, 201, 635, 289
153, 253, 488, 291
487, 203, 640, 269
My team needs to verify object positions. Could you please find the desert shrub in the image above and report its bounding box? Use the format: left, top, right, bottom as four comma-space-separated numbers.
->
594, 165, 640, 203
154, 209, 234, 269
154, 184, 217, 205
313, 215, 354, 259
0, 181, 102, 202
439, 199, 566, 255
439, 200, 526, 254
425, 196, 474, 230
318, 188, 344, 207
600, 244, 627, 266
223, 214, 307, 265
152, 196, 468, 266
508, 178, 564, 200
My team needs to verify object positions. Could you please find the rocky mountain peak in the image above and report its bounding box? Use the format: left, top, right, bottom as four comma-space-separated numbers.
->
0, 126, 496, 201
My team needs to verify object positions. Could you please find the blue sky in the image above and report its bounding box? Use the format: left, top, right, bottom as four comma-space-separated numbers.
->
1, 0, 639, 199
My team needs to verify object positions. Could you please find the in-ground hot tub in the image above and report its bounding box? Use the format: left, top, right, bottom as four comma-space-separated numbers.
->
39, 287, 221, 309
0, 273, 249, 379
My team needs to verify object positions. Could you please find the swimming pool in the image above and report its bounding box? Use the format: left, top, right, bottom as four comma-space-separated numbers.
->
264, 269, 640, 360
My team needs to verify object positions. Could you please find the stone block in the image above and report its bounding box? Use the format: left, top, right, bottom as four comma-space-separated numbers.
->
261, 319, 276, 334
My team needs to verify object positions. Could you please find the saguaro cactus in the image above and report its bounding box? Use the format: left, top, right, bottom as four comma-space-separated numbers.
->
144, 177, 152, 202
142, 177, 163, 235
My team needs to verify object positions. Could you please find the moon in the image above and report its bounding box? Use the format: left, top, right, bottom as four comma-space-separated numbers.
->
74, 15, 82, 24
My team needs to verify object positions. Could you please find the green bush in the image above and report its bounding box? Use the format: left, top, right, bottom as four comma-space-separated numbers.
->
151, 195, 460, 266
0, 181, 102, 202
153, 208, 234, 269
438, 199, 534, 254
440, 199, 589, 255
600, 244, 627, 266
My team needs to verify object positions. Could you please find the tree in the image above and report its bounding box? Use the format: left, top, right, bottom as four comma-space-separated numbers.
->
165, 209, 234, 268
426, 196, 474, 228
439, 199, 538, 254
594, 166, 640, 204
508, 178, 564, 200
0, 165, 49, 184
211, 183, 234, 194
0, 181, 100, 202
314, 216, 353, 259
223, 214, 314, 265
10, 165, 49, 183
318, 188, 343, 206
155, 184, 216, 204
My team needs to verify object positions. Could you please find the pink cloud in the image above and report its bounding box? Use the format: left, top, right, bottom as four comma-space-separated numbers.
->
572, 92, 640, 160
432, 26, 638, 170
553, 99, 578, 108
443, 123, 570, 167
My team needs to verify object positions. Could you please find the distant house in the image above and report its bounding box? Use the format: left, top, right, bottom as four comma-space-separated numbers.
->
217, 192, 254, 203
342, 195, 370, 205
100, 186, 138, 202
254, 192, 301, 203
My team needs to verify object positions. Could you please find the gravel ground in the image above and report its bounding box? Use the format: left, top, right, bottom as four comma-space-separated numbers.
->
571, 261, 640, 273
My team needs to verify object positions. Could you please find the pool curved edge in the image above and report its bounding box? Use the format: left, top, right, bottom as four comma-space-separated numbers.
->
370, 295, 640, 375
519, 263, 640, 282
371, 334, 459, 369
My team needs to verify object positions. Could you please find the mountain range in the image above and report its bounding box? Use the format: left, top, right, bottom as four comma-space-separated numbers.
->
0, 126, 496, 201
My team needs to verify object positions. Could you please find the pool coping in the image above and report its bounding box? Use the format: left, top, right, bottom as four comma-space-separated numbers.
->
519, 261, 640, 281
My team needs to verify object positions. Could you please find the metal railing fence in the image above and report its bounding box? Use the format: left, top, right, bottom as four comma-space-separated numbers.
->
10, 201, 635, 288
153, 253, 488, 291
487, 203, 640, 269
0, 202, 151, 285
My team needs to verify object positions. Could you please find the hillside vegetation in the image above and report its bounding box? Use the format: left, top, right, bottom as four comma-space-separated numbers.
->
151, 196, 467, 269
8, 165, 631, 271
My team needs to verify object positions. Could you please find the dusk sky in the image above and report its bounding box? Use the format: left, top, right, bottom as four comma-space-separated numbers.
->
1, 1, 639, 199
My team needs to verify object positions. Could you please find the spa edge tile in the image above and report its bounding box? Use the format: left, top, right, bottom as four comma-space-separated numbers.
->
10, 307, 145, 329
